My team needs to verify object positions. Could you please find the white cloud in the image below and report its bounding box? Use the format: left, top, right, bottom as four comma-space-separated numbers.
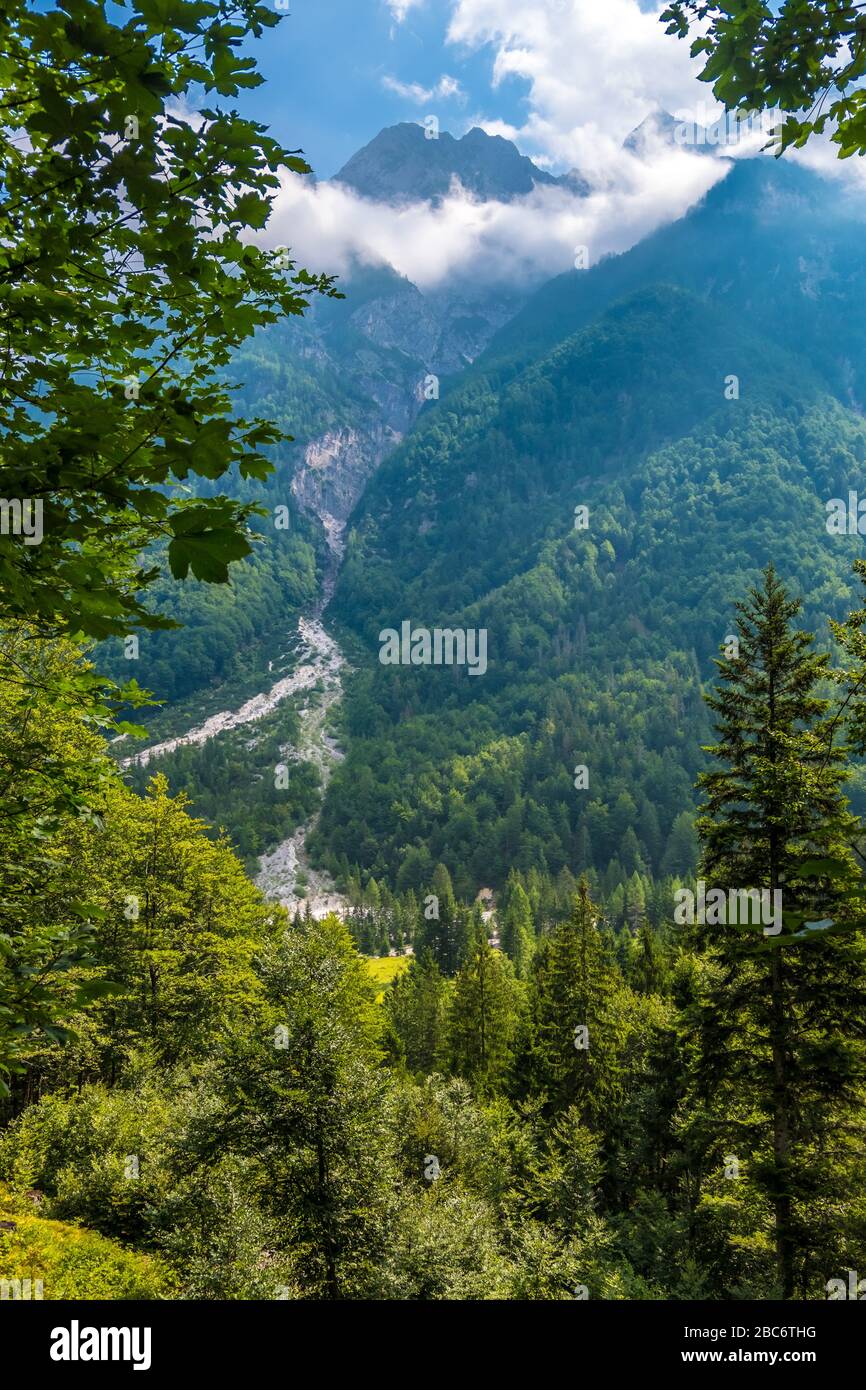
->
262, 145, 727, 292
446, 0, 719, 180
781, 123, 866, 192
440, 0, 866, 188
383, 73, 465, 103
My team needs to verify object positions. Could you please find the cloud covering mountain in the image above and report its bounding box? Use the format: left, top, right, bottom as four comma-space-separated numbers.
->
264, 119, 729, 290
243, 0, 866, 305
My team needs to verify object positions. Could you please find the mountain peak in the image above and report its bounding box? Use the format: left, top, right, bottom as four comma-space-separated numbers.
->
333, 122, 588, 205
624, 108, 714, 157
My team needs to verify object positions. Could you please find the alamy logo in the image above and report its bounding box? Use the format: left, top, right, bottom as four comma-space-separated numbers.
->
672, 103, 781, 147
0, 498, 43, 545
1, 1277, 43, 1299
826, 492, 866, 535
826, 1270, 866, 1299
50, 1320, 152, 1371
379, 621, 487, 676
674, 880, 782, 936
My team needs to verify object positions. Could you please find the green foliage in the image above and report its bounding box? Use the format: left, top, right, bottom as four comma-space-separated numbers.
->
3, 628, 863, 1301
0, 1076, 176, 1244
688, 566, 866, 1297
53, 773, 280, 1076
317, 261, 866, 900
500, 878, 535, 978
416, 863, 469, 974
100, 520, 320, 709
3, 30, 866, 1295
200, 917, 395, 1299
0, 628, 280, 1094
0, 0, 337, 646
448, 922, 521, 1092
662, 1, 866, 159
0, 0, 337, 1074
525, 881, 624, 1122
0, 634, 121, 1092
124, 719, 322, 871
383, 950, 449, 1073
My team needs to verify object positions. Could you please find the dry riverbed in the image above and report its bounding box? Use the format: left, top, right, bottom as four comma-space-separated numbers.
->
120, 520, 353, 919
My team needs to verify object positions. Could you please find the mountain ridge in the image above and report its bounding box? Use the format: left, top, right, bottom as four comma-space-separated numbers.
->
332, 120, 591, 203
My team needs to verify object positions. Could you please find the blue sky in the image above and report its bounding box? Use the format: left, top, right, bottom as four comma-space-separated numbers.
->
243, 0, 532, 179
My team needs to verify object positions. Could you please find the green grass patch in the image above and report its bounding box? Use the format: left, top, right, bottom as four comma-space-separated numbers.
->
365, 955, 410, 1002
0, 1184, 174, 1300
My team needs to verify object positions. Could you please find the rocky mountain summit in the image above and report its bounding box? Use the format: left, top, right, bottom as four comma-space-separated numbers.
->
333, 121, 591, 204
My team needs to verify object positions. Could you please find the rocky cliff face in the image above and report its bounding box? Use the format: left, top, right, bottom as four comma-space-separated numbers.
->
292, 424, 400, 527
287, 272, 524, 534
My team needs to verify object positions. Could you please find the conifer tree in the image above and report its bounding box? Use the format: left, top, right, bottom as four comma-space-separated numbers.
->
575, 823, 593, 874
527, 879, 622, 1121
401, 889, 419, 947
639, 802, 663, 871
620, 827, 645, 878
417, 864, 467, 975
213, 915, 393, 1299
383, 949, 449, 1074
629, 920, 668, 996
555, 866, 579, 917
625, 871, 648, 932
661, 811, 699, 877
448, 919, 520, 1092
692, 565, 866, 1298
500, 882, 535, 978
524, 1106, 603, 1234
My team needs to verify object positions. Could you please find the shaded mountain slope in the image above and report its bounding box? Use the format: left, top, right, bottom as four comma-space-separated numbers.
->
315, 202, 866, 895
479, 158, 866, 405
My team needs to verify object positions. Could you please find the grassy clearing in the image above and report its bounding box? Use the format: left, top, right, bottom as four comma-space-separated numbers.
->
365, 955, 410, 1002
0, 1184, 173, 1300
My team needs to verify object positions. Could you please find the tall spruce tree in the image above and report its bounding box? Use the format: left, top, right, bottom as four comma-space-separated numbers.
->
416, 863, 467, 975
383, 949, 449, 1074
527, 879, 621, 1122
692, 565, 866, 1297
500, 881, 535, 979
629, 920, 668, 997
447, 918, 520, 1092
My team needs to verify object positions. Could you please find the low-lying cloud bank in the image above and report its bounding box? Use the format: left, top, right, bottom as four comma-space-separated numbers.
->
262, 143, 730, 291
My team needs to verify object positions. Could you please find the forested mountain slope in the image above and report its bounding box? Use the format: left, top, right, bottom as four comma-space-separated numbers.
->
480, 158, 866, 401
99, 263, 521, 724
317, 158, 866, 900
